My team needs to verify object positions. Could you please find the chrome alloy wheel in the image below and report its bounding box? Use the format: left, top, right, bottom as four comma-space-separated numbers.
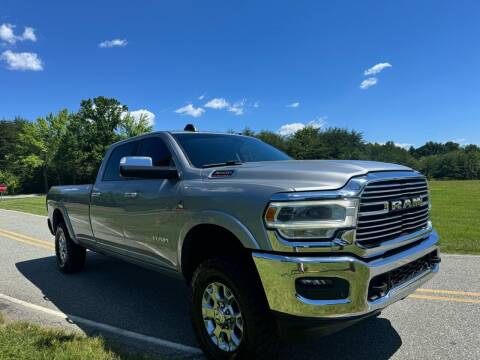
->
57, 230, 67, 266
202, 282, 244, 352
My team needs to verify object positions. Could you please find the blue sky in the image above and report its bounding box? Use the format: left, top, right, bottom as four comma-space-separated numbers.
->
1, 0, 479, 148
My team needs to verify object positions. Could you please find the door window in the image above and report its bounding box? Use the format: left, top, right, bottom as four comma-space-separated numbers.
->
103, 141, 137, 181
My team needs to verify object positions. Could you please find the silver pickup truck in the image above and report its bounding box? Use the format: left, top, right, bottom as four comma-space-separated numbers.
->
47, 127, 440, 359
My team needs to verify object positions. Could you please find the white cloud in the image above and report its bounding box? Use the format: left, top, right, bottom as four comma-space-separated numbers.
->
198, 94, 206, 100
0, 24, 16, 44
360, 77, 378, 89
394, 142, 414, 149
21, 27, 36, 42
1, 50, 43, 71
287, 102, 300, 108
175, 104, 205, 118
0, 23, 37, 44
99, 39, 128, 48
278, 123, 306, 136
278, 117, 327, 136
204, 97, 246, 115
228, 99, 245, 115
449, 138, 467, 144
129, 109, 155, 126
253, 101, 260, 108
364, 62, 392, 76
204, 98, 229, 109
375, 141, 414, 149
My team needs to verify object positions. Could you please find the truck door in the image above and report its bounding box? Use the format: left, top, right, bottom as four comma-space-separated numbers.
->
120, 135, 181, 269
90, 141, 137, 251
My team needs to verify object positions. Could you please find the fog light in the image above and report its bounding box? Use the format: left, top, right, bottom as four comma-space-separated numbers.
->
295, 277, 349, 301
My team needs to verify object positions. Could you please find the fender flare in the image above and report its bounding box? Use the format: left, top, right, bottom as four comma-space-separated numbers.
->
177, 210, 260, 270
51, 202, 79, 244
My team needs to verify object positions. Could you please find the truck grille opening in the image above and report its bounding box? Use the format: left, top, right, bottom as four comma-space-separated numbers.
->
356, 176, 430, 248
368, 251, 440, 302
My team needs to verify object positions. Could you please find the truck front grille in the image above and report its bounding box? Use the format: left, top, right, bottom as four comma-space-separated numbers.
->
356, 176, 430, 248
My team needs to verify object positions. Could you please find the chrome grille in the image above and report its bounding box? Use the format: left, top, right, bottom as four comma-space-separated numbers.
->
356, 176, 430, 248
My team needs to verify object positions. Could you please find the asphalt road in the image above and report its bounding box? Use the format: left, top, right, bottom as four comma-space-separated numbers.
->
0, 208, 479, 359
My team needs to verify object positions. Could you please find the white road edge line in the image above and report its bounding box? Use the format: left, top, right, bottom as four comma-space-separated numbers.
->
440, 253, 480, 258
0, 292, 201, 355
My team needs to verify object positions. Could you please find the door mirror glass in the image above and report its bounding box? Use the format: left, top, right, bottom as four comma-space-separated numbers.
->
119, 156, 178, 179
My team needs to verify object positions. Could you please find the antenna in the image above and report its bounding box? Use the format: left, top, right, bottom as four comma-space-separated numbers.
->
184, 124, 197, 132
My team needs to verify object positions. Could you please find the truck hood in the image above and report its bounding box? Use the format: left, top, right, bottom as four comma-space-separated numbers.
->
203, 160, 414, 191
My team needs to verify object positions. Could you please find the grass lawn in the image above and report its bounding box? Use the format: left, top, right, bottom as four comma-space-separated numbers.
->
0, 313, 153, 360
0, 181, 478, 254
0, 196, 47, 216
429, 180, 480, 255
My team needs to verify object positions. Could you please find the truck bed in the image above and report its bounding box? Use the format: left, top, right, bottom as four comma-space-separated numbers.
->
47, 184, 94, 242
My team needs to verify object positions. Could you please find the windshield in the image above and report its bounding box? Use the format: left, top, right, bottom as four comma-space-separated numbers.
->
172, 133, 291, 168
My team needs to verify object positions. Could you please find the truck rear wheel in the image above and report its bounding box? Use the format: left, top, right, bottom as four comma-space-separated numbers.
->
190, 257, 279, 359
55, 222, 86, 273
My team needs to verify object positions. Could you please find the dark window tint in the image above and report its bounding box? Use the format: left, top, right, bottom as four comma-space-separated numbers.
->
103, 142, 137, 181
137, 137, 173, 167
172, 134, 291, 168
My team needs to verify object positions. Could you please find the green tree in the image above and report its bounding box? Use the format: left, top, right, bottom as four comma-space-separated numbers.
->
363, 142, 418, 169
58, 96, 144, 184
255, 130, 288, 152
0, 170, 20, 194
241, 127, 256, 137
0, 118, 28, 172
286, 126, 327, 159
317, 128, 364, 159
13, 110, 70, 193
119, 112, 153, 137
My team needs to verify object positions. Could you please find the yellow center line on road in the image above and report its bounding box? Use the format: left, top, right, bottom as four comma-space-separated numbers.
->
416, 288, 480, 297
409, 294, 480, 304
411, 288, 480, 304
0, 228, 54, 250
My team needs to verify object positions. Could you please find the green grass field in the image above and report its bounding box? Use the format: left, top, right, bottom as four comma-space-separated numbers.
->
0, 196, 47, 216
429, 180, 480, 255
0, 181, 478, 254
0, 313, 153, 360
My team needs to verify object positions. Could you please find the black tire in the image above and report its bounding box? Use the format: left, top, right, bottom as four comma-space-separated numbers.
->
55, 222, 86, 273
190, 257, 280, 359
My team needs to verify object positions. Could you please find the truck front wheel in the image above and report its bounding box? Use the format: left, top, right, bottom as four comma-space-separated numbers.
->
55, 222, 86, 273
190, 257, 279, 359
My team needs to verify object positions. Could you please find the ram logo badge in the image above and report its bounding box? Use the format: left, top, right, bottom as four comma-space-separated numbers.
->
390, 196, 424, 212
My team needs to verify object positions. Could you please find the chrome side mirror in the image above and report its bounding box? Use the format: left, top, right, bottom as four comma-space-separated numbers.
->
120, 156, 153, 167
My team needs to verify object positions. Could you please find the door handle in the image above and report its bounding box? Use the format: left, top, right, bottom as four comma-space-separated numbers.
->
91, 192, 102, 197
124, 192, 138, 198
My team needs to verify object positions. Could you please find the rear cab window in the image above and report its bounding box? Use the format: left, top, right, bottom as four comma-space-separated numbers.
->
136, 136, 174, 167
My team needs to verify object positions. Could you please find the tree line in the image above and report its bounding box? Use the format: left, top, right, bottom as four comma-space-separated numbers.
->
0, 97, 152, 194
247, 127, 480, 180
1, 96, 479, 194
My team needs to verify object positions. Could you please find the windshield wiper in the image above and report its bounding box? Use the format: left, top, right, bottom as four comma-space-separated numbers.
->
202, 160, 244, 168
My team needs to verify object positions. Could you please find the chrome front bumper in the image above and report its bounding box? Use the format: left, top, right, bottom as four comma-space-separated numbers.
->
252, 231, 439, 318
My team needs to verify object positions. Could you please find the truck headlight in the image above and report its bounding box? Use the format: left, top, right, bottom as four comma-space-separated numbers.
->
264, 200, 358, 240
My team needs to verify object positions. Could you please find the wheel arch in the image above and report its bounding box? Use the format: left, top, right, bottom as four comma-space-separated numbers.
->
51, 206, 78, 243
179, 212, 260, 282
